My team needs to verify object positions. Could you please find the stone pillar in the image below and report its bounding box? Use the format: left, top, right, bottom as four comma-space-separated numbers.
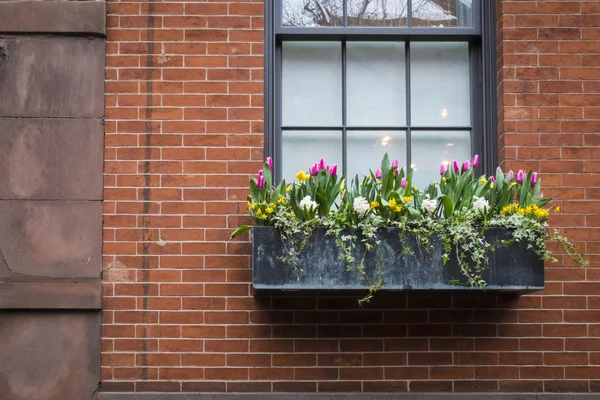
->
0, 1, 105, 399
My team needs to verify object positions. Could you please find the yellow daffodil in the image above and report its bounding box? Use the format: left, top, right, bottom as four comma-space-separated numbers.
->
340, 193, 344, 200
256, 208, 262, 215
295, 171, 310, 181
395, 205, 402, 213
442, 177, 447, 183
554, 205, 561, 213
403, 196, 413, 203
479, 177, 487, 184
377, 180, 382, 185
490, 183, 494, 189
291, 213, 296, 218
340, 182, 345, 191
265, 207, 273, 214
370, 201, 379, 209
261, 214, 267, 219
277, 195, 285, 205
286, 186, 291, 193
248, 202, 255, 210
510, 182, 517, 187
389, 198, 397, 208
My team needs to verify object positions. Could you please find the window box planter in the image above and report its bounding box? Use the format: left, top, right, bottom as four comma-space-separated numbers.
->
252, 226, 544, 293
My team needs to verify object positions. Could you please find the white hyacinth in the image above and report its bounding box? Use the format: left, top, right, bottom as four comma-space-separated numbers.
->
353, 196, 370, 218
299, 195, 318, 211
421, 196, 438, 214
473, 196, 489, 214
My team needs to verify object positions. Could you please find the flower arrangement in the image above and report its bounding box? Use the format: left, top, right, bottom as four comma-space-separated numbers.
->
231, 154, 587, 302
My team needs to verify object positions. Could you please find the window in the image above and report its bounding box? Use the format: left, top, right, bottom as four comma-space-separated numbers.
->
265, 0, 497, 187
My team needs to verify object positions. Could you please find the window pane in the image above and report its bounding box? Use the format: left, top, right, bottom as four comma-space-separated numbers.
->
347, 42, 406, 127
282, 131, 343, 182
282, 42, 342, 127
347, 0, 408, 26
411, 42, 470, 127
412, 0, 473, 27
283, 0, 343, 27
410, 130, 470, 189
346, 131, 406, 181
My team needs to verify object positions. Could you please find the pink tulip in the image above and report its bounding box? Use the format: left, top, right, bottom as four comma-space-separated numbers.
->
330, 164, 338, 177
311, 163, 319, 176
440, 163, 447, 175
489, 176, 495, 183
266, 157, 273, 171
326, 164, 331, 173
517, 170, 525, 183
258, 170, 263, 177
391, 158, 399, 169
401, 177, 407, 187
257, 175, 264, 188
531, 172, 538, 184
472, 154, 479, 168
462, 160, 471, 172
508, 170, 514, 181
318, 158, 325, 170
375, 168, 382, 179
453, 160, 460, 173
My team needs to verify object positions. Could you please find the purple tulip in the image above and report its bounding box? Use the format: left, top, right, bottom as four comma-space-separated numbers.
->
331, 164, 338, 177
401, 177, 407, 187
311, 163, 319, 176
258, 170, 263, 177
462, 160, 471, 172
391, 158, 399, 169
517, 170, 525, 183
318, 158, 325, 171
440, 163, 447, 175
531, 172, 538, 185
453, 160, 460, 173
266, 157, 273, 171
489, 176, 496, 183
472, 154, 479, 168
257, 174, 264, 188
375, 168, 382, 179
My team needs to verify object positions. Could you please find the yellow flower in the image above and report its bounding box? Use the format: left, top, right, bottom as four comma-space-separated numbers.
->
442, 177, 447, 183
411, 186, 417, 191
248, 202, 255, 210
340, 182, 345, 191
490, 183, 494, 189
389, 198, 397, 208
370, 201, 379, 209
277, 195, 285, 205
360, 183, 363, 187
554, 205, 561, 213
340, 193, 344, 200
265, 207, 273, 214
510, 182, 517, 187
377, 180, 382, 185
403, 196, 413, 203
395, 205, 402, 213
479, 177, 487, 184
291, 213, 296, 218
256, 208, 262, 215
288, 206, 292, 210
286, 186, 291, 193
295, 171, 310, 181
261, 214, 267, 220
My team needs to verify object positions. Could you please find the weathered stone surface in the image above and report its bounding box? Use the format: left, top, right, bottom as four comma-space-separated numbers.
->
0, 36, 105, 117
0, 118, 104, 200
253, 227, 544, 292
0, 281, 101, 309
0, 201, 102, 279
0, 311, 100, 400
0, 1, 106, 35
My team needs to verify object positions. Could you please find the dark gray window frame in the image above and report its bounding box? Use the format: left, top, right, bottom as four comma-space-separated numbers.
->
264, 0, 498, 180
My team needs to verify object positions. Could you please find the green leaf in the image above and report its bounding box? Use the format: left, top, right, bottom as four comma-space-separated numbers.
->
230, 225, 253, 239
440, 195, 454, 219
249, 179, 260, 201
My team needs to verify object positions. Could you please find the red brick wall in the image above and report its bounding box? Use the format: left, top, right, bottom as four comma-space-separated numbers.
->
102, 0, 600, 393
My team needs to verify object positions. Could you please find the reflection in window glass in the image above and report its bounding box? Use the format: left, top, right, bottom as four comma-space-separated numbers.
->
410, 131, 470, 189
346, 131, 407, 181
282, 131, 343, 183
347, 42, 406, 127
412, 0, 473, 27
282, 42, 342, 127
283, 0, 343, 27
347, 0, 408, 26
411, 42, 470, 127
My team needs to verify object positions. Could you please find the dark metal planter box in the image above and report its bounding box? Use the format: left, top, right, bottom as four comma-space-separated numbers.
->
252, 227, 544, 294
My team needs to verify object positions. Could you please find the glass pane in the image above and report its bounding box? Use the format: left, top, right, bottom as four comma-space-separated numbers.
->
346, 131, 407, 181
411, 42, 470, 127
282, 42, 342, 127
347, 42, 406, 127
410, 130, 470, 189
347, 0, 408, 26
282, 131, 343, 182
412, 0, 473, 27
283, 0, 343, 27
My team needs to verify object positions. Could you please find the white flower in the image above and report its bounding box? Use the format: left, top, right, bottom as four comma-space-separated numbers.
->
353, 196, 370, 218
473, 196, 489, 214
299, 195, 318, 211
421, 195, 438, 214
